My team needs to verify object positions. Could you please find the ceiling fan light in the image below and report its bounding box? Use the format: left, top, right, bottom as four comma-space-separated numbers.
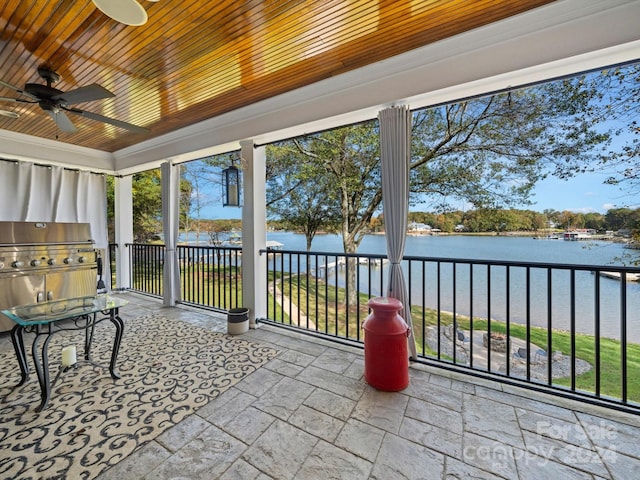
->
92, 0, 148, 26
0, 109, 20, 118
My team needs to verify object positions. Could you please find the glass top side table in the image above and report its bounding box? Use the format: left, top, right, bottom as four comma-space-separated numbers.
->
2, 294, 128, 411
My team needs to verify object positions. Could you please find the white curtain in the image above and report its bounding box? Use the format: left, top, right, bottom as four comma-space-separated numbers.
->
378, 106, 417, 358
0, 158, 110, 288
161, 161, 181, 306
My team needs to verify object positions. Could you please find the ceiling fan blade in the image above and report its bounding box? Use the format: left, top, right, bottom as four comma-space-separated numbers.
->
0, 96, 36, 104
44, 109, 77, 133
52, 84, 115, 105
0, 79, 39, 100
65, 107, 149, 133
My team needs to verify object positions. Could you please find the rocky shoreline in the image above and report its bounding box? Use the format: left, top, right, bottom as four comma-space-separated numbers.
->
425, 325, 592, 381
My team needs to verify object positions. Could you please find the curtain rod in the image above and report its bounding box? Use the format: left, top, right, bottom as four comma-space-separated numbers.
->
0, 157, 105, 176
252, 117, 377, 149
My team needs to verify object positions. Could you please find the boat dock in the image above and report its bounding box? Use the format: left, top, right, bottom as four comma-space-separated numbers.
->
563, 229, 614, 241
317, 257, 388, 274
600, 271, 640, 282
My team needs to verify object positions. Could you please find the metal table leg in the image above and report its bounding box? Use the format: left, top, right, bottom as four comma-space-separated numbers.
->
83, 313, 96, 361
10, 324, 29, 385
108, 308, 124, 379
31, 325, 55, 412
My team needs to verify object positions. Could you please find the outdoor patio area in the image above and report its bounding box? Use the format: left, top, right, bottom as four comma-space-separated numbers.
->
3, 291, 640, 479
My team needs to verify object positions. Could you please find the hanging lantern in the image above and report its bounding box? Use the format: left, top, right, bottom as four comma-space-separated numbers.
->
222, 163, 241, 207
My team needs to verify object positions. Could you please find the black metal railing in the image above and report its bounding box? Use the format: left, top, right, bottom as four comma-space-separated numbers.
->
261, 248, 640, 412
178, 245, 242, 311
108, 243, 117, 287
127, 243, 165, 297
126, 243, 242, 311
263, 249, 387, 342
125, 242, 640, 411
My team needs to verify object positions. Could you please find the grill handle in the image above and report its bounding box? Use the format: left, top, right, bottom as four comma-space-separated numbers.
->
97, 255, 106, 290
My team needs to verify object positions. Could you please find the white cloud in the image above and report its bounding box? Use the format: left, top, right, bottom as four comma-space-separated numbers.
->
568, 207, 599, 214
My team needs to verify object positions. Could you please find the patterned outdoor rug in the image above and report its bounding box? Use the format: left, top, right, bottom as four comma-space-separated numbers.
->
0, 314, 280, 480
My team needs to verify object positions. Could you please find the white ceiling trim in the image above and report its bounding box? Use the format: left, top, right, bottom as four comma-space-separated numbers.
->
0, 128, 113, 172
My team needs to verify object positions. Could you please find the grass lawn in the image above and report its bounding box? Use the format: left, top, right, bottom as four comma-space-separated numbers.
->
451, 316, 640, 402
279, 274, 640, 403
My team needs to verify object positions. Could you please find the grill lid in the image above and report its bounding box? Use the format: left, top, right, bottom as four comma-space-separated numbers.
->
0, 222, 94, 246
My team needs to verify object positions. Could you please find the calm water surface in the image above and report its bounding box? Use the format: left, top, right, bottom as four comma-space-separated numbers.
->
267, 232, 640, 342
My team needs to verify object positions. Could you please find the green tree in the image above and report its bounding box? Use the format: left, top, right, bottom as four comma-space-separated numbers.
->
557, 210, 578, 230
106, 169, 193, 243
592, 64, 640, 197
527, 210, 547, 231
131, 170, 163, 242
181, 161, 220, 242
543, 209, 562, 229
106, 176, 116, 242
270, 73, 611, 251
265, 73, 616, 303
593, 64, 640, 254
605, 208, 636, 231
369, 215, 384, 233
267, 144, 341, 251
433, 212, 458, 232
411, 77, 609, 205
267, 123, 384, 302
269, 122, 382, 255
583, 212, 606, 231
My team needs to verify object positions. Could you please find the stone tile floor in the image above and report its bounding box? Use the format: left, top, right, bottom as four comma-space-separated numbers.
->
78, 293, 640, 478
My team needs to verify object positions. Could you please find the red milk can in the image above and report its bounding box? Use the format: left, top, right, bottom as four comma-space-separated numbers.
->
362, 296, 410, 391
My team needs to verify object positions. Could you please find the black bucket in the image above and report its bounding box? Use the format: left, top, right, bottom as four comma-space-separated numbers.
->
227, 307, 249, 334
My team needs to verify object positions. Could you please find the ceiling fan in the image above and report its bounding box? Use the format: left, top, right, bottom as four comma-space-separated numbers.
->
0, 66, 148, 134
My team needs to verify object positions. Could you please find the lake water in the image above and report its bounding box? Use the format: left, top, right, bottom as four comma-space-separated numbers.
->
266, 232, 640, 342
268, 231, 631, 264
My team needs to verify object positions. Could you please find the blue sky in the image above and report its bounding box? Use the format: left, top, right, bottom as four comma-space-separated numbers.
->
208, 203, 242, 220
526, 171, 634, 214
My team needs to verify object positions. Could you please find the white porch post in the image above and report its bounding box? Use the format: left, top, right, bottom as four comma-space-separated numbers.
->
114, 175, 133, 290
241, 141, 267, 328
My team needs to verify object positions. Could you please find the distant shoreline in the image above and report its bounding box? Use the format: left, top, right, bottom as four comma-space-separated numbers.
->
366, 230, 632, 243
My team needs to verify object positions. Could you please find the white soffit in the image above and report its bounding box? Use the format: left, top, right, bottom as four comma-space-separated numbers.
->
0, 128, 113, 172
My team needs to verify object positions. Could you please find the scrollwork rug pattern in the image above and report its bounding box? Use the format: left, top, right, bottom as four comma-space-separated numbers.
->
0, 314, 280, 480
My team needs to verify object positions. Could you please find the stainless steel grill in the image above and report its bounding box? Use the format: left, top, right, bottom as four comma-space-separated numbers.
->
0, 221, 100, 332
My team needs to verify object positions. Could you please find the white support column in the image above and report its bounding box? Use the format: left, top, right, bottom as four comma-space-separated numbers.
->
114, 175, 133, 290
241, 141, 267, 328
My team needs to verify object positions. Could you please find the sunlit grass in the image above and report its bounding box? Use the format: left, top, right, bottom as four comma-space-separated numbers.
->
278, 273, 640, 403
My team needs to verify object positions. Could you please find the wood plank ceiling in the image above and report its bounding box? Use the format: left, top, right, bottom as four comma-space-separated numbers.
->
0, 0, 555, 152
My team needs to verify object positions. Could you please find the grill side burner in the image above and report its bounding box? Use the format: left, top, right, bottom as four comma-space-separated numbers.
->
0, 222, 100, 332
